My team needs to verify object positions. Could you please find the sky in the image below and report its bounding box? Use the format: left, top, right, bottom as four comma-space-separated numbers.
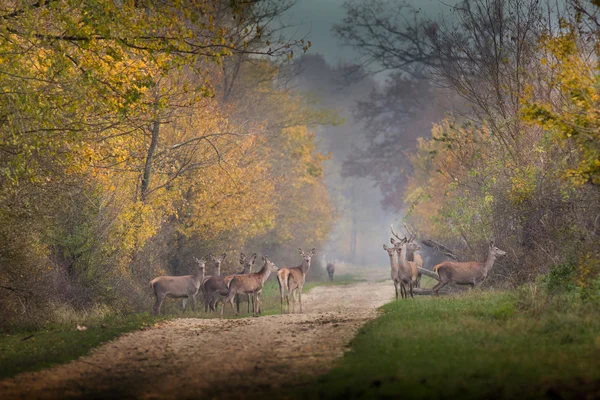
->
281, 0, 457, 65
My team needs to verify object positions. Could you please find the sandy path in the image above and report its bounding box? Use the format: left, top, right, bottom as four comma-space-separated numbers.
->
0, 281, 393, 399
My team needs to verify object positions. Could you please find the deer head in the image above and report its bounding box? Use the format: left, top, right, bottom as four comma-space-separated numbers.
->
239, 252, 257, 272
261, 255, 278, 271
209, 253, 227, 264
298, 248, 316, 263
194, 256, 208, 268
383, 244, 396, 257
489, 241, 506, 257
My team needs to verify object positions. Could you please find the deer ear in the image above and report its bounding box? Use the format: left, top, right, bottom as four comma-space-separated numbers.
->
311, 248, 316, 255
221, 253, 227, 261
250, 253, 257, 262
390, 238, 395, 244
490, 240, 495, 247
298, 248, 303, 255
383, 244, 388, 250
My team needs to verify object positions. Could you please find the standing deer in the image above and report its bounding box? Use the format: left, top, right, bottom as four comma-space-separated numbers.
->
392, 224, 422, 288
394, 238, 421, 298
432, 240, 506, 295
221, 256, 278, 317
326, 262, 335, 281
277, 248, 315, 314
202, 253, 228, 312
150, 256, 207, 315
383, 244, 406, 299
223, 252, 257, 313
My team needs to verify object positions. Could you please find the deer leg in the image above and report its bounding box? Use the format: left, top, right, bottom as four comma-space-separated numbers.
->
235, 294, 240, 314
203, 292, 210, 312
409, 281, 414, 298
210, 294, 219, 312
285, 292, 290, 314
253, 291, 260, 317
182, 297, 188, 312
394, 281, 398, 300
416, 273, 422, 288
299, 285, 303, 313
190, 294, 196, 312
432, 280, 447, 296
290, 288, 296, 314
153, 293, 165, 315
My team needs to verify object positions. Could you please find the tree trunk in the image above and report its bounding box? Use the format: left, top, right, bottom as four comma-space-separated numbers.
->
417, 267, 439, 281
140, 118, 160, 202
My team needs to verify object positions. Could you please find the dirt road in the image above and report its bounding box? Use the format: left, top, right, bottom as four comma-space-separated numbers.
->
0, 281, 393, 399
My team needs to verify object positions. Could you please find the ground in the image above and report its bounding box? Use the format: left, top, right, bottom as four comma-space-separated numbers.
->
0, 280, 393, 399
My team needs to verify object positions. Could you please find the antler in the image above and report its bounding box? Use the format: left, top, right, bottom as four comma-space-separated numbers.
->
390, 224, 407, 243
403, 222, 416, 242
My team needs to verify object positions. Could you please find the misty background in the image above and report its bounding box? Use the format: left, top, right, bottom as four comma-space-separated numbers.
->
281, 0, 458, 268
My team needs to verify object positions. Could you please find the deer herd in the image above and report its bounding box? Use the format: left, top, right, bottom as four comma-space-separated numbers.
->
384, 224, 506, 298
150, 248, 317, 316
149, 225, 507, 316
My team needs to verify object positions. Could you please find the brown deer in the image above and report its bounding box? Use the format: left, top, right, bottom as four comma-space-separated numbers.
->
391, 237, 421, 299
392, 224, 422, 288
277, 248, 315, 314
326, 262, 335, 281
223, 252, 257, 313
221, 256, 278, 317
432, 240, 506, 295
383, 244, 406, 299
201, 253, 228, 312
150, 256, 207, 315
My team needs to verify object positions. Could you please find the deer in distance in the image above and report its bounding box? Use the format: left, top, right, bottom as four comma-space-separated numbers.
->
394, 237, 421, 298
277, 248, 316, 314
326, 262, 335, 281
150, 256, 207, 315
432, 240, 506, 295
383, 243, 406, 300
202, 253, 228, 312
221, 256, 277, 317
223, 252, 257, 313
391, 224, 422, 288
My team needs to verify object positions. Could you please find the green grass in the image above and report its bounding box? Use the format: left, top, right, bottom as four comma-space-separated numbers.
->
0, 313, 164, 380
281, 290, 600, 400
0, 275, 361, 380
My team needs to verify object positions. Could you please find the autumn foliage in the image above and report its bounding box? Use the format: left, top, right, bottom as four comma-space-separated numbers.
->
0, 1, 335, 328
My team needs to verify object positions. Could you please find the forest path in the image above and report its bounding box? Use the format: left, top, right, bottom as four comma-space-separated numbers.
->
0, 280, 393, 399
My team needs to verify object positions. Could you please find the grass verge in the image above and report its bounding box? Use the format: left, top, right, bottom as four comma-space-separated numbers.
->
0, 313, 164, 380
282, 290, 600, 400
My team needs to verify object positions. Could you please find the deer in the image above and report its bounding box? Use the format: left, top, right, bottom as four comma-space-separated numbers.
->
393, 237, 421, 298
150, 256, 207, 315
383, 243, 407, 299
201, 253, 228, 312
221, 256, 278, 317
326, 262, 335, 281
277, 248, 315, 314
392, 224, 422, 288
432, 240, 506, 295
223, 252, 257, 314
